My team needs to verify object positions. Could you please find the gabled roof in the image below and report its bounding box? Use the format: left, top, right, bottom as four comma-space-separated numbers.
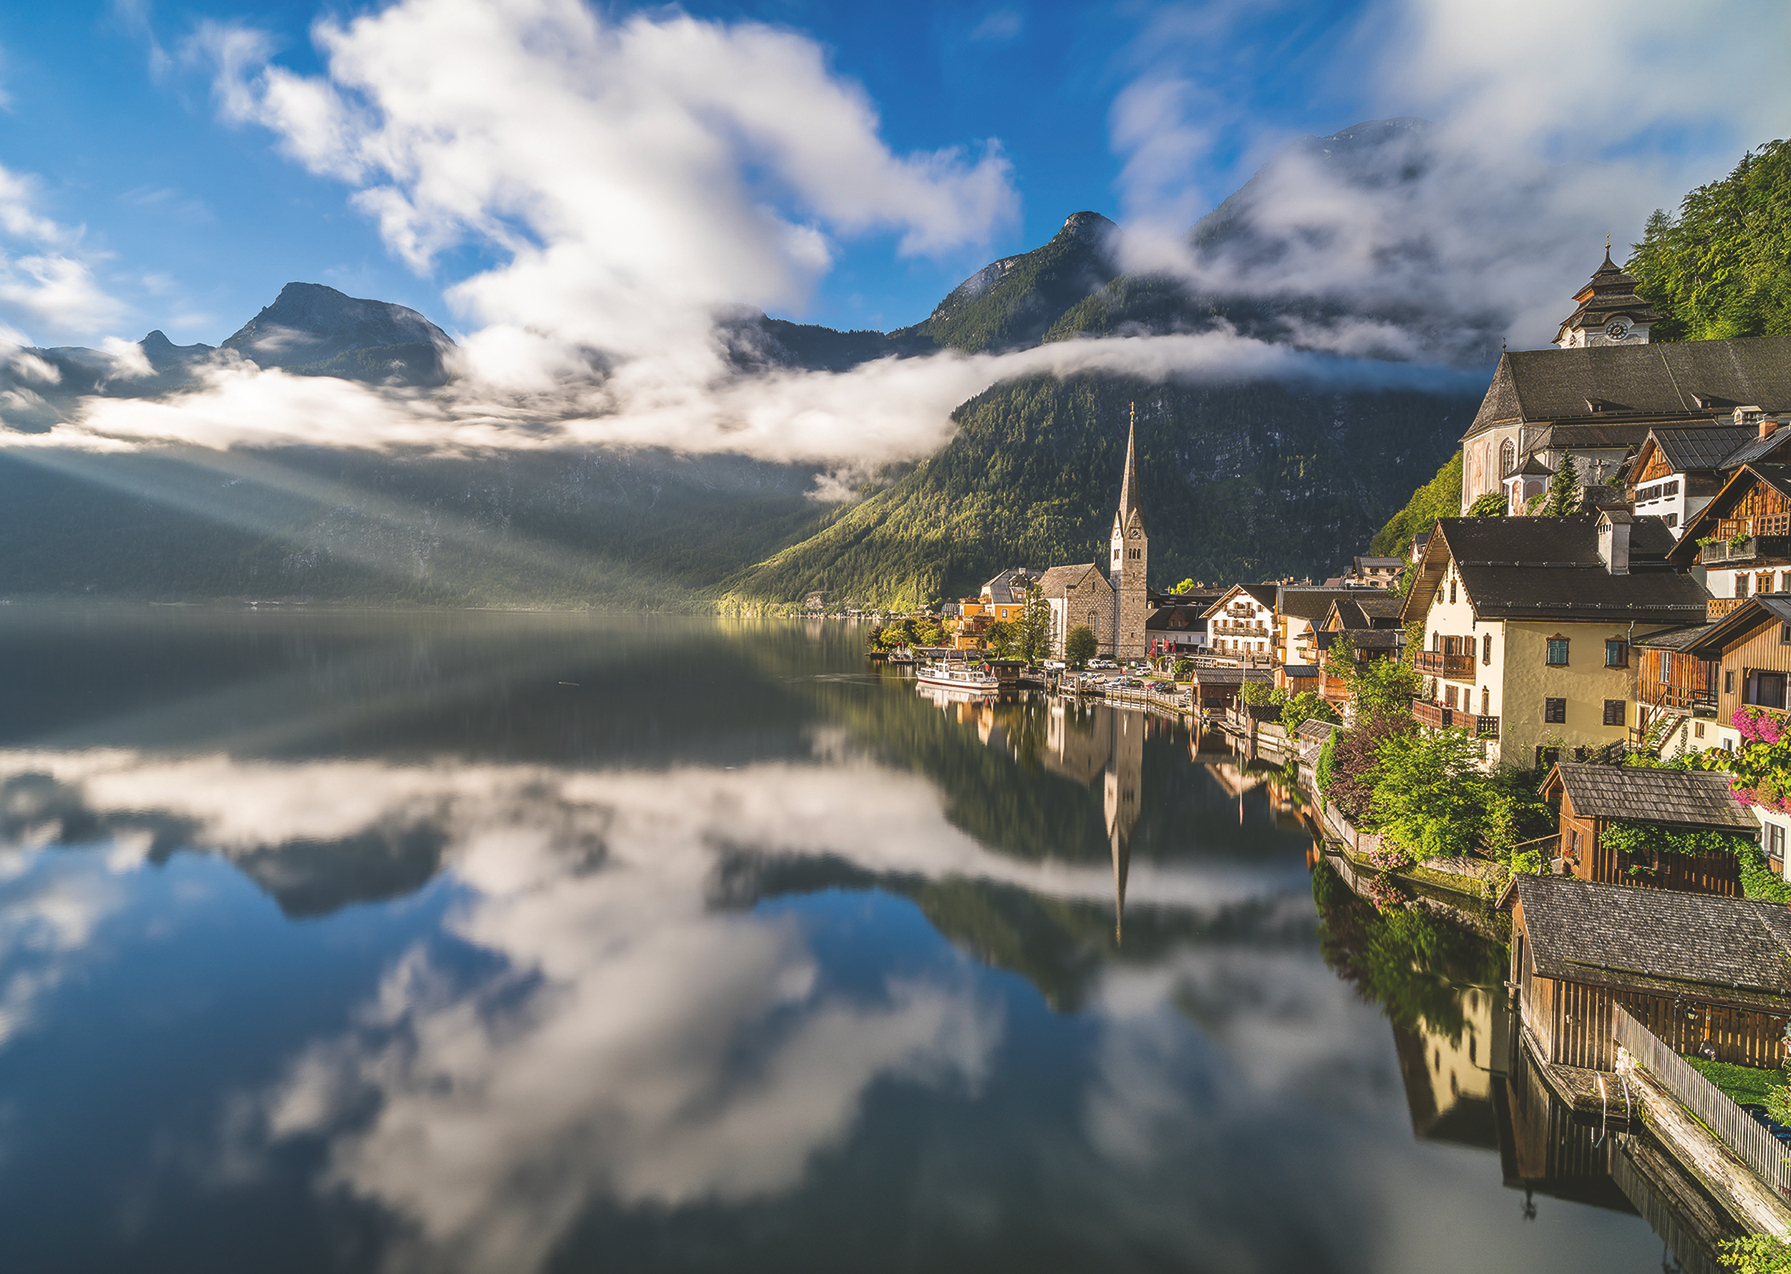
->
1276, 586, 1358, 623
1401, 516, 1706, 625
1540, 761, 1754, 831
1553, 250, 1662, 344
1719, 423, 1791, 470
1636, 424, 1753, 475
981, 567, 1041, 604
1464, 333, 1791, 441
1512, 875, 1791, 1012
1034, 563, 1108, 595
1145, 605, 1206, 631
1325, 595, 1404, 630
1685, 595, 1791, 660
1201, 582, 1278, 618
1668, 463, 1791, 563
1631, 622, 1716, 652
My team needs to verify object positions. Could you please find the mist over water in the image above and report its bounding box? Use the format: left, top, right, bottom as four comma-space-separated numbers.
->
0, 609, 1668, 1271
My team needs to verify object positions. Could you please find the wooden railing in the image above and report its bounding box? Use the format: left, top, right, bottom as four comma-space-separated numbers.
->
1640, 682, 1717, 711
1474, 715, 1499, 738
1412, 650, 1475, 679
1702, 537, 1757, 564
1614, 1005, 1791, 1198
1709, 597, 1745, 619
1411, 699, 1452, 729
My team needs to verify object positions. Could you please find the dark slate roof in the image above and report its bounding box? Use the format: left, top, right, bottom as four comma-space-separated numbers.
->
1329, 595, 1404, 629
1276, 586, 1358, 623
1530, 422, 1655, 451
1034, 563, 1107, 596
1203, 582, 1278, 617
1145, 605, 1207, 632
1407, 516, 1708, 623
1344, 629, 1403, 649
1464, 334, 1791, 440
1646, 424, 1753, 472
1631, 622, 1717, 652
1719, 425, 1791, 470
1514, 875, 1791, 1011
1190, 666, 1273, 685
1353, 556, 1402, 571
981, 567, 1041, 604
1545, 761, 1754, 830
1281, 663, 1321, 677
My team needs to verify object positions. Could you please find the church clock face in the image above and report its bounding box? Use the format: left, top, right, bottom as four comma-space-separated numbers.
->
1129, 528, 1141, 538
1606, 319, 1630, 340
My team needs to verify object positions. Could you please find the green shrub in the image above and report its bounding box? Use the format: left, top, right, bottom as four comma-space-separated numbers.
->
1720, 1235, 1791, 1273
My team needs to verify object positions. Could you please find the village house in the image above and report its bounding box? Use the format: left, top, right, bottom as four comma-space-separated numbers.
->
1347, 555, 1404, 588
1538, 762, 1752, 895
1314, 596, 1405, 712
1667, 451, 1791, 611
1401, 512, 1708, 766
1625, 419, 1761, 538
1505, 874, 1791, 1071
1200, 583, 1278, 663
1275, 585, 1362, 670
1628, 622, 1718, 756
1455, 251, 1791, 517
1145, 604, 1207, 658
951, 567, 1040, 650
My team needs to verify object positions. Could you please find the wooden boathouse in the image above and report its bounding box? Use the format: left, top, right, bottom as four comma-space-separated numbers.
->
1538, 762, 1752, 896
1506, 874, 1791, 1071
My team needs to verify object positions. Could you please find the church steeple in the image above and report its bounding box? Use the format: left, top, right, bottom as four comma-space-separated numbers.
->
1117, 401, 1143, 527
1109, 402, 1149, 660
1553, 246, 1660, 348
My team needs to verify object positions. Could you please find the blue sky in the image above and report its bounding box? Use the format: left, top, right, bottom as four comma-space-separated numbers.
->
0, 0, 1782, 353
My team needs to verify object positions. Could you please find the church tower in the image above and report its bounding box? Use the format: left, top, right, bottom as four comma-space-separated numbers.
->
1553, 244, 1660, 348
1109, 403, 1149, 660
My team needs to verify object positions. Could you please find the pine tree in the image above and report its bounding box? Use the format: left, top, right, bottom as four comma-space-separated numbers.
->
1542, 451, 1581, 517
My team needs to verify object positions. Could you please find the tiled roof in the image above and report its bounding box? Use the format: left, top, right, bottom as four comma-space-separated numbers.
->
1145, 605, 1206, 631
1646, 425, 1753, 472
981, 567, 1042, 604
1718, 426, 1791, 470
1545, 761, 1754, 830
1631, 622, 1717, 652
1189, 667, 1272, 685
1276, 586, 1358, 623
1034, 563, 1107, 596
1353, 556, 1402, 571
1202, 582, 1278, 618
1409, 516, 1708, 623
1342, 629, 1403, 649
1685, 595, 1791, 659
1464, 334, 1791, 440
1514, 875, 1791, 1011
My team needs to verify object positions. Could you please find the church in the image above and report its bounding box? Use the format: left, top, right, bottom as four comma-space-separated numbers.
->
1032, 406, 1151, 661
1458, 249, 1791, 516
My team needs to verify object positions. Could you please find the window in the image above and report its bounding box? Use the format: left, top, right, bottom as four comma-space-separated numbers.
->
1449, 580, 1457, 604
1726, 670, 1736, 695
1544, 697, 1566, 723
1570, 829, 1582, 859
1665, 513, 1678, 528
1500, 439, 1515, 477
1660, 654, 1672, 684
1445, 685, 1458, 709
1536, 746, 1560, 768
1782, 623, 1791, 646
1482, 633, 1492, 664
1761, 573, 1776, 596
1768, 822, 1785, 866
1546, 637, 1569, 666
1664, 480, 1679, 497
1603, 699, 1625, 726
1738, 573, 1751, 598
1747, 670, 1788, 710
1481, 688, 1490, 715
1605, 640, 1627, 667
1695, 721, 1705, 738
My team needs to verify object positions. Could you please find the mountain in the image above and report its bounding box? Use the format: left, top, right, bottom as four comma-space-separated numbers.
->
726, 374, 1475, 608
220, 281, 454, 386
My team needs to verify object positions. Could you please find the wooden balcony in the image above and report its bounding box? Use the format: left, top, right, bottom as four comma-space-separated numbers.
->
1413, 650, 1476, 680
1700, 537, 1757, 564
1708, 597, 1745, 619
1411, 699, 1453, 729
1641, 682, 1717, 713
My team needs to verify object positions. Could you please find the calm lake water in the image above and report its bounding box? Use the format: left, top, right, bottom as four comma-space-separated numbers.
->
0, 610, 1688, 1272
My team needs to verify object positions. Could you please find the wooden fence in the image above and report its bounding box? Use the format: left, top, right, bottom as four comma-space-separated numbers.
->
1614, 1004, 1791, 1198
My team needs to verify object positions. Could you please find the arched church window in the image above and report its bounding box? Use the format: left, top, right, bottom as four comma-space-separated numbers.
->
1499, 439, 1515, 478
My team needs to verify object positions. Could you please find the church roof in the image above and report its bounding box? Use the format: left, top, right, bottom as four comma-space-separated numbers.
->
1034, 563, 1109, 596
1464, 333, 1791, 442
1113, 409, 1145, 535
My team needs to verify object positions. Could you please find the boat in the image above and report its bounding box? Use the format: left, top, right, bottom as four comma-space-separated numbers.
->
915, 660, 1000, 692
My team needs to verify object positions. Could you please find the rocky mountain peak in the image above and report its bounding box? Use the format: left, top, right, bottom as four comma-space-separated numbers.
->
220, 282, 453, 369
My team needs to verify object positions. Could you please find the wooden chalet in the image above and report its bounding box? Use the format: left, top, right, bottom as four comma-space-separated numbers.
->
1668, 456, 1791, 618
1200, 583, 1278, 662
1629, 622, 1717, 752
1539, 762, 1751, 895
1506, 874, 1791, 1070
1627, 421, 1757, 538
1685, 594, 1791, 728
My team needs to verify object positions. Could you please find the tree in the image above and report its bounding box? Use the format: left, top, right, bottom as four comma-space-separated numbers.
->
1466, 490, 1507, 517
1542, 451, 1581, 516
1173, 577, 1197, 594
1065, 625, 1097, 668
1370, 726, 1487, 860
1324, 635, 1423, 716
1325, 708, 1418, 823
984, 620, 1015, 656
1016, 588, 1053, 664
1371, 451, 1461, 556
1280, 689, 1337, 735
1172, 658, 1193, 680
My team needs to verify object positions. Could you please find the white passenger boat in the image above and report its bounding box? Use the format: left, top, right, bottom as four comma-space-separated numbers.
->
915, 661, 1000, 692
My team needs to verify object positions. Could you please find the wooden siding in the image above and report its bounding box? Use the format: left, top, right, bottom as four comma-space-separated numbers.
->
1514, 903, 1791, 1070
1715, 615, 1791, 719
1638, 448, 1675, 482
1637, 647, 1714, 710
1547, 775, 1741, 895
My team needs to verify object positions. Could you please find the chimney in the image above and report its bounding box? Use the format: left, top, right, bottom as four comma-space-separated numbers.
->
1763, 415, 1780, 441
1598, 510, 1632, 575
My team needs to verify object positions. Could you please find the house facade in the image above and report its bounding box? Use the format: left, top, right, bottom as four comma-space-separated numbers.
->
1401, 513, 1708, 766
1201, 583, 1278, 662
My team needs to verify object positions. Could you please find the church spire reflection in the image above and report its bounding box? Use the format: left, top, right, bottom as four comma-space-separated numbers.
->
1104, 708, 1141, 945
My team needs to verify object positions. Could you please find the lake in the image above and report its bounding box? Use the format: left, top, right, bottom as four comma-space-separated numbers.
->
0, 609, 1687, 1272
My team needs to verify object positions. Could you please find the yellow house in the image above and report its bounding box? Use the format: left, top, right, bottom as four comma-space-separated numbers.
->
953, 567, 1039, 650
1400, 512, 1708, 767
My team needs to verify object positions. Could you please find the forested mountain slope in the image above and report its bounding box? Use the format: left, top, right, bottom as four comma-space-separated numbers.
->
728, 375, 1476, 608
